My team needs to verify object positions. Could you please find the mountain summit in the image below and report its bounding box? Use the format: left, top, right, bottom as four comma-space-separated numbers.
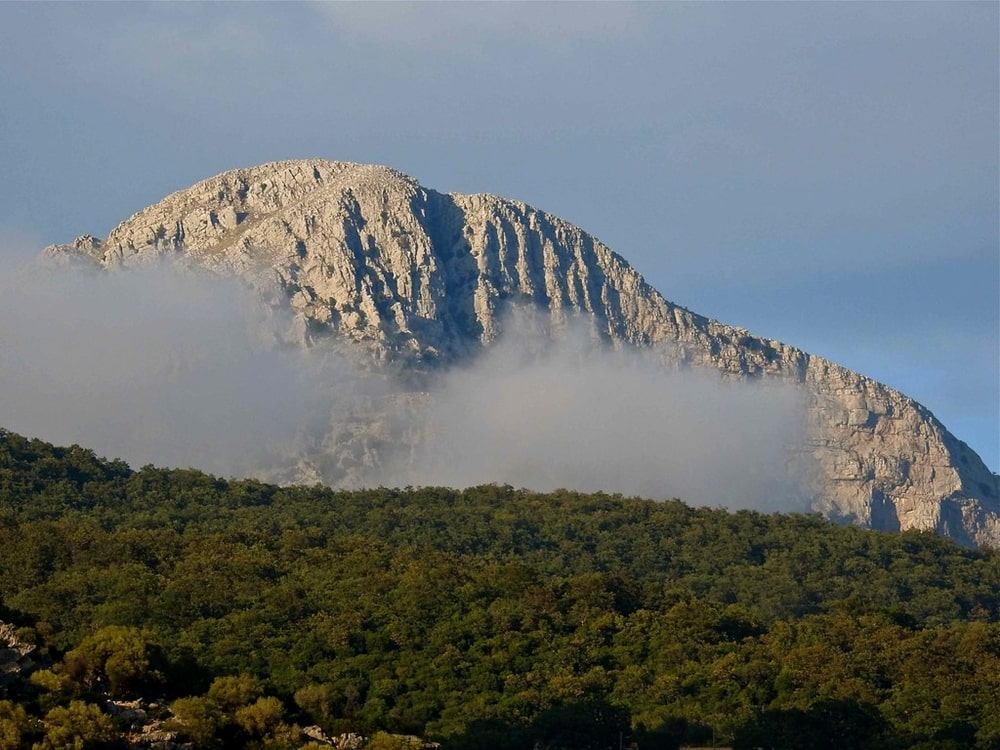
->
45, 159, 1000, 546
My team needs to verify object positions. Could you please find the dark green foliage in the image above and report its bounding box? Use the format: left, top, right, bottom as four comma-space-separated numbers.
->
35, 700, 118, 749
59, 626, 164, 697
0, 699, 36, 750
733, 699, 887, 750
2, 429, 1000, 747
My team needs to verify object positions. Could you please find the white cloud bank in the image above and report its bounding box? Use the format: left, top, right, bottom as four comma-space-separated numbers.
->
379, 317, 810, 511
0, 260, 317, 477
0, 260, 810, 511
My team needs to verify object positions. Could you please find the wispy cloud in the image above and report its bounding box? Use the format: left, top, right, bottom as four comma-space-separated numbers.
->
374, 313, 810, 510
0, 259, 317, 476
0, 259, 810, 511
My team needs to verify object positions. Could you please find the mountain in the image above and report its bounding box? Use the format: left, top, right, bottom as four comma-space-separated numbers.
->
43, 159, 1000, 546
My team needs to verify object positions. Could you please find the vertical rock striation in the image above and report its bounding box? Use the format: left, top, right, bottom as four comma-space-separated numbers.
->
43, 159, 1000, 546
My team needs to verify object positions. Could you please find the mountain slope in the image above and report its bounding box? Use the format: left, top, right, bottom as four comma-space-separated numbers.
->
44, 159, 1000, 545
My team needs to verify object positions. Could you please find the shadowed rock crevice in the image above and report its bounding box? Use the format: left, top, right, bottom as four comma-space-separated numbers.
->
42, 158, 1000, 546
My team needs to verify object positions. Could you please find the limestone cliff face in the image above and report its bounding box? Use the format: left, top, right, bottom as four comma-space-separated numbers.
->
45, 159, 1000, 546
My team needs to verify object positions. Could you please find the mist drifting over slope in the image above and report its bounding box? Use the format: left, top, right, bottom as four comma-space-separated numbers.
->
382, 316, 810, 511
0, 259, 810, 510
0, 258, 340, 477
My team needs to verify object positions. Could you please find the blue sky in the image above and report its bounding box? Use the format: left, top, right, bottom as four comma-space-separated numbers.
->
1, 1, 997, 471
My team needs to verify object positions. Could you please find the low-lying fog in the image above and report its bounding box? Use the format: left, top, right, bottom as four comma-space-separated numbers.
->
0, 259, 810, 511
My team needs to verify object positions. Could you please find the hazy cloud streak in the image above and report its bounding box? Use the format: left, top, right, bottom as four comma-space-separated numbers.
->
0, 260, 320, 476
375, 315, 811, 511
0, 260, 811, 511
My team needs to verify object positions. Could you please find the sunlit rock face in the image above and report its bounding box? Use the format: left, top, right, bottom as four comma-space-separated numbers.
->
45, 159, 1000, 546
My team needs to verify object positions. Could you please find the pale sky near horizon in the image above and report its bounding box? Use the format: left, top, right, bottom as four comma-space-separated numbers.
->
0, 1, 997, 472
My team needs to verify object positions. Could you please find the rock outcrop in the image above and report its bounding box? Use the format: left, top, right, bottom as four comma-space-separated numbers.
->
0, 622, 39, 696
44, 159, 1000, 546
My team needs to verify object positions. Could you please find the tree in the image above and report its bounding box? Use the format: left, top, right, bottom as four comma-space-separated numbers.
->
294, 683, 337, 724
0, 700, 34, 750
732, 699, 886, 750
366, 733, 425, 750
167, 696, 220, 747
235, 696, 285, 736
60, 626, 161, 697
34, 701, 116, 750
531, 699, 631, 750
168, 675, 268, 748
205, 674, 262, 713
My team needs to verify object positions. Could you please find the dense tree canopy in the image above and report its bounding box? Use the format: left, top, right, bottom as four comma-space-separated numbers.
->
1, 429, 999, 748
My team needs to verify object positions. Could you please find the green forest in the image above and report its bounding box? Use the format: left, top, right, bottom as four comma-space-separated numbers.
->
1, 428, 999, 749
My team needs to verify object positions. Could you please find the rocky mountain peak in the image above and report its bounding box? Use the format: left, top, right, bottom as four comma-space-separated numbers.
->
44, 159, 1000, 546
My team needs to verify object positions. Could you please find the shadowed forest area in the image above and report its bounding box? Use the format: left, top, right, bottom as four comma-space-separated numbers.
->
1, 428, 999, 749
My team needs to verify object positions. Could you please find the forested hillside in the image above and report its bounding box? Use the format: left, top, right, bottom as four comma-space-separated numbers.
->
1, 428, 999, 749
